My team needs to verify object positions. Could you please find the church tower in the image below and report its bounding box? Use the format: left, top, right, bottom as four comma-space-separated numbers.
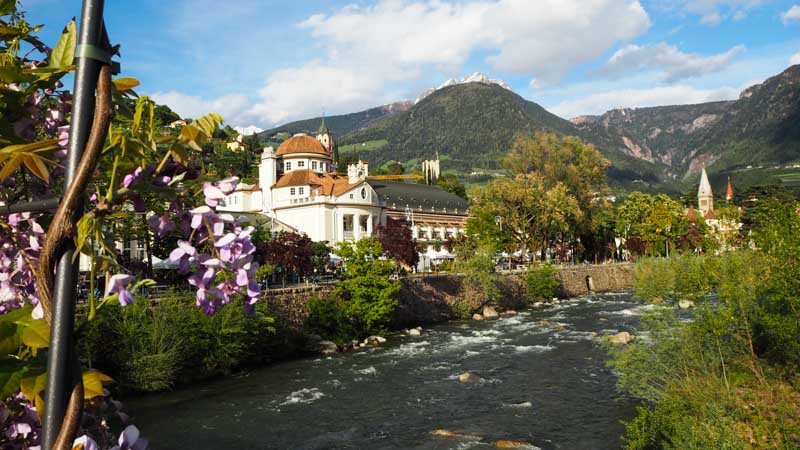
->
698, 167, 714, 216
725, 177, 734, 202
316, 116, 334, 155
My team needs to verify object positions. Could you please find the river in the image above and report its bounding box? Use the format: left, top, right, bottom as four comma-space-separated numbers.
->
129, 292, 646, 450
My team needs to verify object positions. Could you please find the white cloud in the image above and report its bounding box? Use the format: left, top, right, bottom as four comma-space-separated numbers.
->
248, 61, 398, 126
782, 5, 800, 24
303, 0, 650, 86
149, 91, 255, 127
791, 52, 800, 65
599, 43, 745, 82
183, 0, 651, 128
549, 84, 743, 119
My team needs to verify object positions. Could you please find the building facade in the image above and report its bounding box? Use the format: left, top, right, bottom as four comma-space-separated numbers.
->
218, 121, 468, 244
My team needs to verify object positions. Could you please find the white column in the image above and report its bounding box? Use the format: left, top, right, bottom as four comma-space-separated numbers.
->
336, 211, 344, 242
427, 225, 434, 241
412, 224, 418, 239
354, 213, 362, 240
366, 214, 374, 237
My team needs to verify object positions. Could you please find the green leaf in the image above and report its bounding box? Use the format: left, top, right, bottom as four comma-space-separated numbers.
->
0, 0, 17, 15
0, 154, 23, 181
22, 155, 50, 183
179, 126, 204, 151
112, 77, 140, 92
169, 142, 189, 164
18, 318, 50, 350
49, 19, 77, 68
82, 370, 113, 399
0, 358, 27, 400
75, 214, 96, 258
0, 322, 21, 358
19, 371, 46, 419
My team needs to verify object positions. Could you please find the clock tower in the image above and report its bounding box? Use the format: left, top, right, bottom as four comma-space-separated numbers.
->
316, 116, 334, 155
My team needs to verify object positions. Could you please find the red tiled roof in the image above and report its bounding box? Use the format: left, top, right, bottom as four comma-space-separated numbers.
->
275, 135, 329, 156
273, 169, 361, 196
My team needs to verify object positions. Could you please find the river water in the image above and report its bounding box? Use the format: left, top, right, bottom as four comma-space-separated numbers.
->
129, 292, 646, 450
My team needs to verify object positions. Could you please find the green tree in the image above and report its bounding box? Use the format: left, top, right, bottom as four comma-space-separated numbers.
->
436, 173, 467, 199
617, 192, 688, 256
503, 132, 611, 261
334, 238, 401, 338
468, 173, 581, 260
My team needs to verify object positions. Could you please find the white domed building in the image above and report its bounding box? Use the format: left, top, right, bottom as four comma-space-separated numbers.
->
218, 120, 469, 244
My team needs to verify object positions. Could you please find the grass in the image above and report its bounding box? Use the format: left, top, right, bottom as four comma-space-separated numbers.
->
339, 140, 389, 154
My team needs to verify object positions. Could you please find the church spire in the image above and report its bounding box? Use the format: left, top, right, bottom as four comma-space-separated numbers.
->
725, 176, 734, 201
698, 167, 714, 215
318, 114, 329, 134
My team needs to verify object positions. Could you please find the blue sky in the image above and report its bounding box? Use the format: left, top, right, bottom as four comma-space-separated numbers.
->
25, 0, 800, 130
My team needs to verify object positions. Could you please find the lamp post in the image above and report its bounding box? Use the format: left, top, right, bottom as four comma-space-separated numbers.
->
665, 224, 671, 258
495, 215, 504, 270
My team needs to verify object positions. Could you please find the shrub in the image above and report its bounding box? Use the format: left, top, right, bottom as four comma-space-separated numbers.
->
457, 241, 501, 303
306, 295, 345, 342
671, 254, 713, 303
633, 257, 675, 303
334, 238, 401, 339
526, 263, 559, 302
78, 291, 276, 392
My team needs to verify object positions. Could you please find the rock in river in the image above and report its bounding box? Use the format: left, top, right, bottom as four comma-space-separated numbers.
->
608, 331, 634, 345
408, 328, 421, 336
458, 372, 482, 383
483, 305, 499, 319
319, 340, 338, 355
678, 299, 695, 309
472, 313, 485, 321
495, 440, 539, 449
431, 429, 483, 440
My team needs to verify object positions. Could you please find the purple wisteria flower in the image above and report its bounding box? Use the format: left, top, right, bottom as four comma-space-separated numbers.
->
147, 176, 260, 316
110, 425, 148, 450
72, 435, 99, 450
105, 274, 135, 306
0, 213, 45, 318
122, 167, 143, 188
147, 215, 175, 238
168, 240, 196, 274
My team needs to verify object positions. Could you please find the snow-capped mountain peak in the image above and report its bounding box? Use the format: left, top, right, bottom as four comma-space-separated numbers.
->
415, 72, 513, 103
234, 125, 264, 136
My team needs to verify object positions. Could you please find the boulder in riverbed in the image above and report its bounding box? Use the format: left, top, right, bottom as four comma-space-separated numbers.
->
608, 331, 634, 345
678, 299, 695, 309
408, 328, 421, 336
499, 310, 518, 317
482, 306, 499, 319
431, 429, 483, 440
495, 440, 538, 449
458, 372, 482, 383
319, 340, 338, 355
534, 320, 567, 331
472, 313, 485, 321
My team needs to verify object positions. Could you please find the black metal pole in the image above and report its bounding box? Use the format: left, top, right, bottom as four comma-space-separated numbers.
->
41, 1, 105, 449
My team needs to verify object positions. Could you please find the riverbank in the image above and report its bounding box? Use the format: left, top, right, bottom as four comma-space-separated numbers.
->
80, 263, 634, 394
265, 263, 635, 331
127, 292, 642, 450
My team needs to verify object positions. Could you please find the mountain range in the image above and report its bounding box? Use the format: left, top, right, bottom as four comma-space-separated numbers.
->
257, 66, 800, 194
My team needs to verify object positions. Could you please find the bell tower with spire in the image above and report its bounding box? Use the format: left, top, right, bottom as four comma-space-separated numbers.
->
725, 177, 734, 202
698, 167, 714, 216
316, 115, 334, 155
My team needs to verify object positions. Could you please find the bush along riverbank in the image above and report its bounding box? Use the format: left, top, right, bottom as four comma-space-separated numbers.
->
79, 236, 625, 394
607, 206, 800, 449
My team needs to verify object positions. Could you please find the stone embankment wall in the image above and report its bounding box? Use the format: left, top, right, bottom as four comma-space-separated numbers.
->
553, 263, 634, 298
263, 263, 634, 331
